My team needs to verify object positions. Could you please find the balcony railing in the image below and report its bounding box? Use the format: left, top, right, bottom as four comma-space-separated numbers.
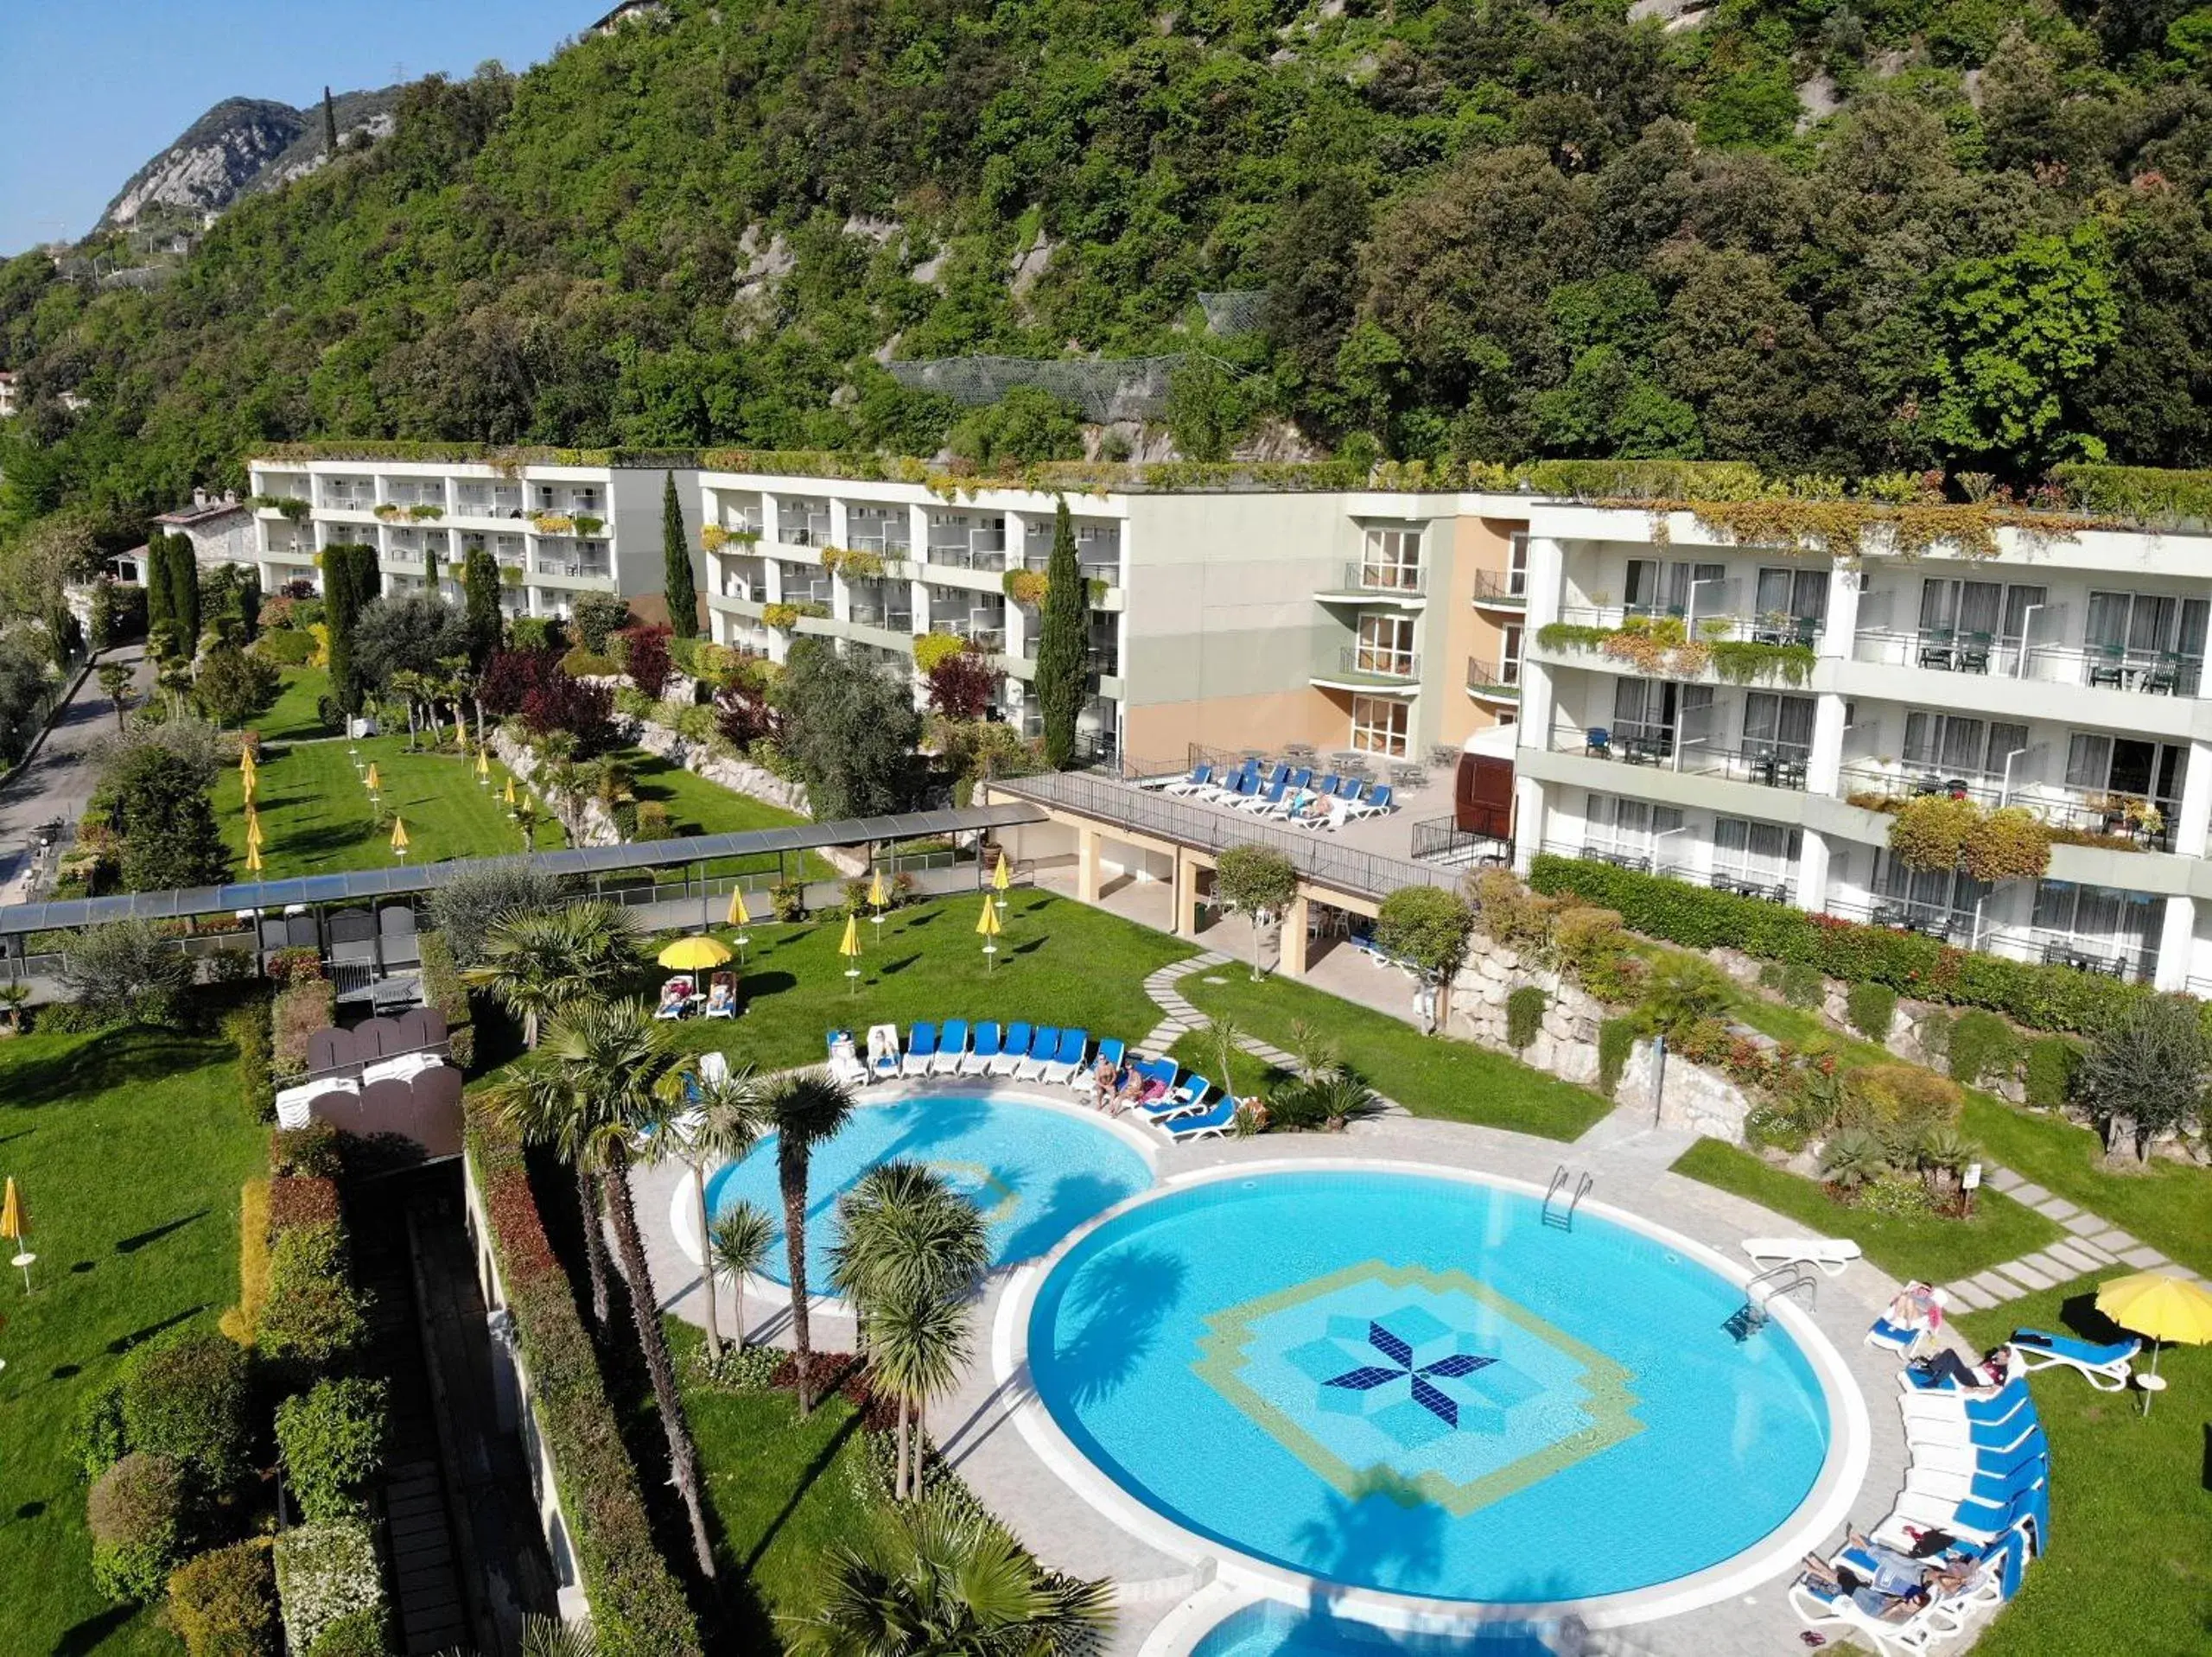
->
1335, 646, 1421, 682
931, 620, 1006, 654
1851, 628, 2204, 697
848, 603, 913, 631
454, 489, 524, 517
1327, 562, 1426, 597
1555, 725, 1811, 790
534, 559, 612, 580
1466, 657, 1521, 696
384, 548, 423, 566
928, 533, 1007, 570
1836, 761, 2178, 848
1471, 571, 1528, 607
777, 518, 830, 547
782, 581, 836, 607
846, 530, 913, 556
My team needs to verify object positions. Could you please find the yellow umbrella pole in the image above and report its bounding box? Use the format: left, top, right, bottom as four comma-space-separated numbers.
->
727, 885, 753, 964
839, 913, 862, 993
976, 894, 1003, 971
2, 1177, 31, 1292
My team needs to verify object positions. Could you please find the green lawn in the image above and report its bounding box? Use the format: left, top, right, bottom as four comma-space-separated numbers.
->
246, 666, 333, 744
670, 1326, 900, 1649
1955, 1280, 2212, 1655
211, 734, 564, 876
1669, 1137, 2063, 1283
613, 746, 834, 884
0, 1025, 266, 1655
1962, 1095, 2212, 1279
658, 892, 1192, 1075
1176, 968, 1613, 1141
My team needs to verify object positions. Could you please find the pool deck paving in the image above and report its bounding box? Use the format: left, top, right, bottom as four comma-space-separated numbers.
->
626, 1073, 1946, 1657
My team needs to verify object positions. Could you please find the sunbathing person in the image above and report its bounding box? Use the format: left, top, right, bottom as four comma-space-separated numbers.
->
1797, 1556, 1939, 1621
704, 979, 734, 1015
658, 980, 693, 1017
1915, 1343, 2013, 1394
1088, 1055, 1118, 1108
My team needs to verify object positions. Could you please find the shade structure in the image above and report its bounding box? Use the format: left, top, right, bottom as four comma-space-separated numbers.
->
868, 869, 887, 908
2096, 1270, 2212, 1413
976, 893, 1003, 969
838, 915, 861, 958
390, 817, 410, 852
727, 886, 752, 927
245, 842, 264, 873
993, 849, 1012, 892
476, 749, 491, 779
503, 777, 518, 807
0, 1177, 22, 1244
659, 934, 734, 971
364, 764, 382, 792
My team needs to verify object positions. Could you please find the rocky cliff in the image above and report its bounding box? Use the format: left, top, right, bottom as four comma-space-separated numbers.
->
99, 89, 400, 232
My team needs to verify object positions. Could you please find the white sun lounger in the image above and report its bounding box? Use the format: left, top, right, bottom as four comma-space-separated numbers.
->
1742, 1235, 1862, 1278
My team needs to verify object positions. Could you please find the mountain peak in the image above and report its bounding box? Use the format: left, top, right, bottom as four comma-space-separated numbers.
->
98, 88, 401, 233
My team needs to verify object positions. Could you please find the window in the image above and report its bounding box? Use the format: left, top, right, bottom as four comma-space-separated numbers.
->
2032, 880, 2160, 962
1351, 695, 1408, 756
1874, 854, 1990, 933
1713, 817, 1802, 885
1903, 713, 2028, 780
1500, 623, 1523, 686
2065, 733, 2186, 807
2085, 590, 2209, 671
1611, 677, 1678, 751
1742, 692, 1816, 759
1362, 527, 1424, 592
1624, 559, 1726, 619
1589, 795, 1684, 869
1356, 613, 1416, 676
1754, 567, 1829, 627
1507, 532, 1529, 598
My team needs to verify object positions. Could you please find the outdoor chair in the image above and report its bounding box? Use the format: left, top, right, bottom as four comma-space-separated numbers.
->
900, 1021, 938, 1077
931, 1019, 970, 1075
1012, 1025, 1061, 1082
2010, 1329, 2139, 1391
989, 1021, 1033, 1076
961, 1021, 1002, 1076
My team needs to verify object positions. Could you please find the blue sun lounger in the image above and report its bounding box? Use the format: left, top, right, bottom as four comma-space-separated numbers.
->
2011, 1328, 2139, 1391
1166, 1095, 1238, 1140
1071, 1036, 1126, 1092
1040, 1028, 1088, 1085
1140, 1075, 1211, 1122
989, 1021, 1033, 1076
1013, 1025, 1061, 1081
961, 1021, 1002, 1076
931, 1019, 970, 1076
900, 1021, 937, 1078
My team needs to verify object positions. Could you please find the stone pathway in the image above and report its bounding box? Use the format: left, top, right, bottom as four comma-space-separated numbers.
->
1140, 955, 1411, 1114
1932, 1164, 2209, 1313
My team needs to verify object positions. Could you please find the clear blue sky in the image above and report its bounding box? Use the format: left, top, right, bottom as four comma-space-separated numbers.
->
0, 1, 591, 255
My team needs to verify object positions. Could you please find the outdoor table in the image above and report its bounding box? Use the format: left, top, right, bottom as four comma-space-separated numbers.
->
2136, 1371, 2166, 1417
1389, 763, 1426, 787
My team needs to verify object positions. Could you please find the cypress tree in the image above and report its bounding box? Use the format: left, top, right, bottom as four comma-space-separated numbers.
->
325, 542, 367, 715
661, 470, 697, 638
145, 533, 174, 643
1033, 500, 1089, 769
463, 546, 502, 664
237, 566, 262, 643
169, 536, 201, 657
423, 537, 441, 599
323, 86, 339, 156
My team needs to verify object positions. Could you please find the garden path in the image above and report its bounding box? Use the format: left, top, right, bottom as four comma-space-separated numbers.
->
1931, 1165, 2208, 1313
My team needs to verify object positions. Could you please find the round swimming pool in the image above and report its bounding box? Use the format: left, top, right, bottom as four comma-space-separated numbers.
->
1191, 1600, 1550, 1657
702, 1094, 1153, 1287
1026, 1169, 1840, 1609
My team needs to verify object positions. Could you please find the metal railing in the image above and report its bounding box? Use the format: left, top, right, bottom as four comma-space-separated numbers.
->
1465, 657, 1520, 695
846, 530, 913, 556
849, 603, 913, 631
1335, 646, 1420, 682
1326, 562, 1426, 597
1471, 571, 1528, 606
1836, 762, 2177, 847
1552, 724, 1811, 790
926, 537, 1007, 571
1409, 816, 1510, 866
990, 771, 1462, 901
1852, 627, 2204, 697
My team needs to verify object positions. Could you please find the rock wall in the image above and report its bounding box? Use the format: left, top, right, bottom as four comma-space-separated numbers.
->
1446, 944, 1607, 1091
488, 731, 621, 848
1613, 1038, 1755, 1140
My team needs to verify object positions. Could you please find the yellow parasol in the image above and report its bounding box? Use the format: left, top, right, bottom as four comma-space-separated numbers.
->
2, 1176, 31, 1291
245, 842, 264, 873
728, 886, 752, 927
868, 868, 888, 935
658, 935, 733, 972
475, 748, 491, 785
839, 913, 862, 992
2096, 1270, 2212, 1413
238, 746, 257, 778
993, 848, 1012, 911
976, 893, 1002, 969
245, 812, 264, 849
241, 771, 257, 806
390, 816, 410, 858
503, 776, 518, 808
364, 763, 382, 794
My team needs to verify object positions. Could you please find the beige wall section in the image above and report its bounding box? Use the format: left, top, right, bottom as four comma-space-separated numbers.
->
1125, 687, 1346, 765
1430, 513, 1528, 749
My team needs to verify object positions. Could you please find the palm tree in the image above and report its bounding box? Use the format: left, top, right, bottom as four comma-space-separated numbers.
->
709, 1202, 776, 1351
467, 901, 644, 1325
653, 1057, 769, 1360
388, 668, 428, 749
829, 1162, 988, 1498
97, 662, 134, 732
484, 999, 718, 1578
791, 1496, 1114, 1656
766, 1073, 855, 1414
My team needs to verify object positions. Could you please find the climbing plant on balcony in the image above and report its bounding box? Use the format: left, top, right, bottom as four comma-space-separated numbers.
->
1001, 568, 1049, 608
911, 632, 970, 675
1886, 793, 1980, 873
700, 523, 729, 551
819, 544, 886, 582
406, 504, 444, 521
530, 512, 575, 535
1707, 640, 1816, 685
1888, 794, 2052, 881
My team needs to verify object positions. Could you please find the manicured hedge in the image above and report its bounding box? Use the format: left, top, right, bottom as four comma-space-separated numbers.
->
1528, 854, 2164, 1038
416, 931, 474, 1068
464, 1101, 702, 1656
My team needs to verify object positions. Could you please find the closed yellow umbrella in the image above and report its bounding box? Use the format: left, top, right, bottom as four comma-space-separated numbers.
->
475, 747, 491, 786
245, 841, 264, 873
241, 771, 257, 805
2, 1176, 31, 1292
727, 886, 752, 927
993, 848, 1012, 911
238, 746, 257, 778
2096, 1271, 2212, 1413
976, 893, 1002, 970
390, 816, 410, 859
245, 811, 264, 848
838, 912, 862, 993
365, 763, 382, 794
503, 776, 518, 809
868, 868, 888, 936
658, 935, 733, 972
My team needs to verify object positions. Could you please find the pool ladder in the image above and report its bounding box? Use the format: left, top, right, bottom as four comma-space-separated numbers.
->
1541, 1165, 1593, 1230
1738, 1262, 1818, 1335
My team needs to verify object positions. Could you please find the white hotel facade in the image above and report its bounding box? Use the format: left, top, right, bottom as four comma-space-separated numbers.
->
240, 447, 2212, 990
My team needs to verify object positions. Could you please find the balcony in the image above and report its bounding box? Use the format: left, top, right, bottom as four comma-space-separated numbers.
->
1852, 628, 2203, 698
848, 601, 913, 631
384, 548, 423, 567
781, 579, 835, 607
1315, 562, 1426, 606
1837, 762, 2177, 850
927, 530, 1007, 572
1471, 571, 1528, 609
533, 557, 612, 581
931, 619, 1006, 654
845, 529, 913, 558
453, 487, 524, 518
1313, 646, 1421, 691
1557, 725, 1812, 790
1465, 657, 1520, 702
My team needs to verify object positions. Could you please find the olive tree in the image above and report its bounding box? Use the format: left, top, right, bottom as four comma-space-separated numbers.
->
1374, 885, 1474, 1034
1212, 844, 1299, 982
2075, 995, 2210, 1164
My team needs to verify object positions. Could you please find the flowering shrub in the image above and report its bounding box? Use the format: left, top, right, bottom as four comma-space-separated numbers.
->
273, 1520, 384, 1654
167, 1540, 278, 1657
88, 1452, 187, 1603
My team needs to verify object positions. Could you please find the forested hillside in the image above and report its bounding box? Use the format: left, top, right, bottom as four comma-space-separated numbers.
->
5, 0, 2212, 549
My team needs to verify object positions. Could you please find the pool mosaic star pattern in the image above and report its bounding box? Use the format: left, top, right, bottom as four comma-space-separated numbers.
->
1193, 1263, 1646, 1516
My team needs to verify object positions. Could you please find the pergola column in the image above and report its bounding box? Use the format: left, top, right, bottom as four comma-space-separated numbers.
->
1281, 891, 1311, 976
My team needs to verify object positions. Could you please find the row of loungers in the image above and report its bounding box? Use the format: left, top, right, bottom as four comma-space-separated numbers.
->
1793, 1357, 2050, 1654
1147, 761, 1394, 829
822, 1019, 1239, 1140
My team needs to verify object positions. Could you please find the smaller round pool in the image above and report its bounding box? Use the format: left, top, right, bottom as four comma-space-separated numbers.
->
703, 1094, 1153, 1286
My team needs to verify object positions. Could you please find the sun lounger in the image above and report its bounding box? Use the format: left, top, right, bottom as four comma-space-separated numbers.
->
901, 1022, 938, 1078
1012, 1025, 1061, 1082
655, 976, 696, 1019
2010, 1328, 2139, 1391
1074, 1036, 1126, 1093
961, 1021, 1003, 1076
931, 1019, 970, 1076
1166, 1095, 1238, 1140
1139, 1076, 1212, 1123
1899, 1377, 2031, 1425
1867, 1283, 1948, 1357
703, 971, 737, 1019
866, 1023, 901, 1082
1742, 1235, 1862, 1277
1040, 1027, 1088, 1086
1341, 783, 1394, 821
825, 1030, 868, 1089
989, 1021, 1033, 1076
1158, 765, 1213, 795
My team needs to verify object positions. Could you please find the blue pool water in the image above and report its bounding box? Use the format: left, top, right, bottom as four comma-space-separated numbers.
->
1192, 1602, 1550, 1657
704, 1095, 1151, 1287
1028, 1171, 1833, 1604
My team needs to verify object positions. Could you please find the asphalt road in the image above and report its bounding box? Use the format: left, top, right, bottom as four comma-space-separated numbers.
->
0, 644, 149, 903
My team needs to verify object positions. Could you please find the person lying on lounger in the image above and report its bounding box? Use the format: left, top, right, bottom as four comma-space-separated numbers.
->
1797, 1548, 1962, 1622
1912, 1343, 2014, 1394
